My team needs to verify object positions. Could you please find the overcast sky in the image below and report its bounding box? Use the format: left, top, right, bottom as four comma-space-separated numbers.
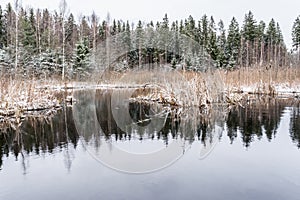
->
1, 0, 299, 49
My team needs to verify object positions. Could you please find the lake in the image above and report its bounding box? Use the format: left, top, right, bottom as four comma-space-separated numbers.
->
0, 89, 300, 200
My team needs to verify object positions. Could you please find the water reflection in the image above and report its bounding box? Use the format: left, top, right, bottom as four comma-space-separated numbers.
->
0, 91, 299, 171
290, 104, 300, 148
226, 97, 299, 147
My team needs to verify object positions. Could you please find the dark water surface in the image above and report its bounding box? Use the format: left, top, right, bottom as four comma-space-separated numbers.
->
0, 90, 300, 200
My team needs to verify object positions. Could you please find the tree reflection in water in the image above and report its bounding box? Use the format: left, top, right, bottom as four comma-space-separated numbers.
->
0, 91, 299, 171
226, 96, 299, 147
290, 102, 300, 148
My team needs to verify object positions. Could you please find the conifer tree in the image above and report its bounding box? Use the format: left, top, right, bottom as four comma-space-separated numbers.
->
226, 17, 240, 68
0, 5, 6, 48
266, 18, 277, 63
111, 19, 117, 36
200, 15, 209, 47
75, 37, 90, 70
292, 16, 300, 62
257, 20, 266, 66
98, 20, 106, 41
21, 9, 37, 53
207, 16, 218, 62
65, 13, 76, 62
5, 3, 15, 48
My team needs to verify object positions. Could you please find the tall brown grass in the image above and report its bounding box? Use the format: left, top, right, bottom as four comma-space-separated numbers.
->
219, 66, 300, 93
0, 77, 62, 119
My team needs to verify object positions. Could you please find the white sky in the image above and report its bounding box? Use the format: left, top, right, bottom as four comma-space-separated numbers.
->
1, 0, 299, 49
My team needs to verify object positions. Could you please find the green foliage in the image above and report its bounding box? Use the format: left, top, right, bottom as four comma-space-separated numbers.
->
0, 2, 294, 75
207, 16, 218, 62
292, 16, 300, 50
0, 5, 7, 49
74, 38, 90, 70
266, 18, 277, 45
242, 11, 257, 42
226, 17, 240, 68
20, 9, 37, 53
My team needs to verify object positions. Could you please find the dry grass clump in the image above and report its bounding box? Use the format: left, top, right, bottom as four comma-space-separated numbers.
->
106, 68, 224, 108
219, 66, 300, 95
0, 77, 62, 122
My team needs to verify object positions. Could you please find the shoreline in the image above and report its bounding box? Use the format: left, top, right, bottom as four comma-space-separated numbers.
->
1, 67, 300, 123
1, 81, 299, 122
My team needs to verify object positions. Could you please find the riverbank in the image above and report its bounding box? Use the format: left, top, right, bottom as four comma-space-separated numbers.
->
0, 67, 300, 124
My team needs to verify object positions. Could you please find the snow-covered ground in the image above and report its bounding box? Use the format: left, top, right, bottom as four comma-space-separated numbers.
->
227, 82, 300, 96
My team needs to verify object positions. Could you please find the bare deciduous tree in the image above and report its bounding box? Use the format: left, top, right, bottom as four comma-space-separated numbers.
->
59, 0, 68, 80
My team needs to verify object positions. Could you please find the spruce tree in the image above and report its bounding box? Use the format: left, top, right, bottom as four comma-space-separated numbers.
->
21, 10, 36, 54
241, 11, 257, 67
226, 17, 240, 68
266, 18, 277, 63
186, 15, 196, 40
98, 20, 106, 41
292, 16, 300, 51
207, 16, 218, 62
200, 15, 209, 47
4, 3, 15, 47
162, 13, 169, 30
242, 11, 257, 42
65, 13, 76, 62
257, 20, 266, 65
40, 9, 51, 51
75, 37, 90, 70
111, 19, 117, 35
136, 20, 144, 67
0, 5, 6, 49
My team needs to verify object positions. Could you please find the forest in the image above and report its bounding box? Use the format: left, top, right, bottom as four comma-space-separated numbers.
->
0, 0, 300, 124
0, 1, 300, 79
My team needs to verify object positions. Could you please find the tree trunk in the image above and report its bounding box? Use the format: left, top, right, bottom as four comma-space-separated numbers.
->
14, 0, 19, 72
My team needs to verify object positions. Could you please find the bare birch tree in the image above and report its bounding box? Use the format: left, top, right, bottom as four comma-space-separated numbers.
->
14, 0, 20, 71
59, 0, 67, 80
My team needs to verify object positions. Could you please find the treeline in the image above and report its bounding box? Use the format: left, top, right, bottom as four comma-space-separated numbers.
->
0, 1, 300, 78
